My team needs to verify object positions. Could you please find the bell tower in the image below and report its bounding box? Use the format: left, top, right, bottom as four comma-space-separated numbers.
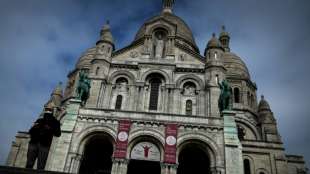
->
162, 0, 175, 13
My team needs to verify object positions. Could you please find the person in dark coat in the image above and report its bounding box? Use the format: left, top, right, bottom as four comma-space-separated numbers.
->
26, 111, 61, 170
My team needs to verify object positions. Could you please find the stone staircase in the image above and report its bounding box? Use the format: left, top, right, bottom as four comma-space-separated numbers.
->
0, 166, 68, 174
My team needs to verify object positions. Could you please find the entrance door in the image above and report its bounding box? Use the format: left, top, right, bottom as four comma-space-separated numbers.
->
79, 135, 113, 174
177, 144, 211, 174
127, 159, 161, 174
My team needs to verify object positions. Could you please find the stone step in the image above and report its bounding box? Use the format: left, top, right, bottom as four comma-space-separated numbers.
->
0, 166, 68, 174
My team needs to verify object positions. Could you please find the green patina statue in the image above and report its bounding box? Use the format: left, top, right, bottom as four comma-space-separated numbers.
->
76, 71, 91, 105
218, 79, 232, 113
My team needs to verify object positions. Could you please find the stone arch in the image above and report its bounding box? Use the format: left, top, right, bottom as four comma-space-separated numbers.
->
109, 70, 136, 85
127, 129, 165, 161
147, 21, 176, 36
129, 128, 165, 147
177, 132, 222, 168
141, 69, 171, 84
236, 118, 261, 141
69, 125, 117, 174
176, 74, 204, 90
73, 125, 117, 154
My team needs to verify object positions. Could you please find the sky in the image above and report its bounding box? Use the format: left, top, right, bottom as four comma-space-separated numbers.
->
0, 0, 310, 168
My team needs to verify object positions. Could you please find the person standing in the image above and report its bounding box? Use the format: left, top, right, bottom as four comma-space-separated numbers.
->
26, 110, 61, 170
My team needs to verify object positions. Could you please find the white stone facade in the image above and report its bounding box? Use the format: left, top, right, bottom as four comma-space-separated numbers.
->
6, 1, 308, 174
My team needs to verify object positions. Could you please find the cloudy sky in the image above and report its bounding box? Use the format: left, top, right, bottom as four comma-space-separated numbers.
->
0, 0, 309, 167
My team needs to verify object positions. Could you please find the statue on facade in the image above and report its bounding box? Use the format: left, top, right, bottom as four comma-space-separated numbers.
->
76, 71, 91, 105
218, 79, 232, 113
154, 33, 165, 58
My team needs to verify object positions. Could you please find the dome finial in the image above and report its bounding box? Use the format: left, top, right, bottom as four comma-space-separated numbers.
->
162, 0, 175, 13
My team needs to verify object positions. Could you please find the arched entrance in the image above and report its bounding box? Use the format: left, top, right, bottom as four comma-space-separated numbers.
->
177, 142, 211, 174
127, 142, 161, 174
79, 134, 113, 174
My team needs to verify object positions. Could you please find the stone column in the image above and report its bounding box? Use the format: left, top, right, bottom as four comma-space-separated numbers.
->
111, 158, 129, 174
161, 163, 178, 174
103, 84, 113, 109
223, 110, 244, 174
45, 99, 81, 172
67, 153, 82, 174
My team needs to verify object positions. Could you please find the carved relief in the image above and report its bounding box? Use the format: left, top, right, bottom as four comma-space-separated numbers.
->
130, 51, 139, 58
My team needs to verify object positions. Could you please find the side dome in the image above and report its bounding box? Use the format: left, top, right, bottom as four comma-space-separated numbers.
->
75, 47, 96, 69
207, 34, 223, 49
258, 95, 271, 112
222, 52, 251, 79
134, 13, 199, 52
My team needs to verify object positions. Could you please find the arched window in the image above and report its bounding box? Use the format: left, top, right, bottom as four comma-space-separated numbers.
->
149, 78, 161, 110
186, 100, 193, 115
244, 159, 251, 174
115, 95, 123, 110
234, 88, 240, 103
214, 51, 218, 60
95, 67, 100, 75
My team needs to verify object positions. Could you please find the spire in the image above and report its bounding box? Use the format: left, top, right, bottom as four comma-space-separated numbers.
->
162, 0, 175, 14
219, 25, 230, 52
98, 20, 114, 45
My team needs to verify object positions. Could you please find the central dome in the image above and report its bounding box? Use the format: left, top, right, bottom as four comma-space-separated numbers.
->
134, 13, 199, 52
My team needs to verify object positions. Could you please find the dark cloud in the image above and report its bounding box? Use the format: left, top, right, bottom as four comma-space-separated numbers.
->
0, 0, 309, 167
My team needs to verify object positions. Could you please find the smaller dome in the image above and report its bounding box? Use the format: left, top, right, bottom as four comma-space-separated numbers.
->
207, 33, 222, 49
222, 52, 251, 79
258, 95, 271, 111
75, 47, 96, 69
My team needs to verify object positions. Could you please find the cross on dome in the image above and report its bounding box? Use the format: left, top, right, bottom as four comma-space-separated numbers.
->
162, 0, 175, 13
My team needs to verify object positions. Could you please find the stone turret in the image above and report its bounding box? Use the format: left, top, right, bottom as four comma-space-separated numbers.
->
42, 82, 63, 117
258, 95, 282, 143
205, 33, 226, 117
96, 20, 115, 58
205, 33, 224, 61
219, 26, 230, 52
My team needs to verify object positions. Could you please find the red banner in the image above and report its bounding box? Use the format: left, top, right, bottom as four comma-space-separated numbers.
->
113, 120, 131, 159
164, 123, 178, 164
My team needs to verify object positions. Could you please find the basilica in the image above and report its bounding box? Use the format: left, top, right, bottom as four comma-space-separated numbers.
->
6, 0, 308, 174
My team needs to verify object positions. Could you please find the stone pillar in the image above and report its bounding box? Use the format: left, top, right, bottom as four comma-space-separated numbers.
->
66, 153, 82, 174
208, 86, 221, 117
161, 163, 178, 174
45, 99, 81, 172
223, 110, 244, 174
111, 158, 129, 174
103, 84, 113, 109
